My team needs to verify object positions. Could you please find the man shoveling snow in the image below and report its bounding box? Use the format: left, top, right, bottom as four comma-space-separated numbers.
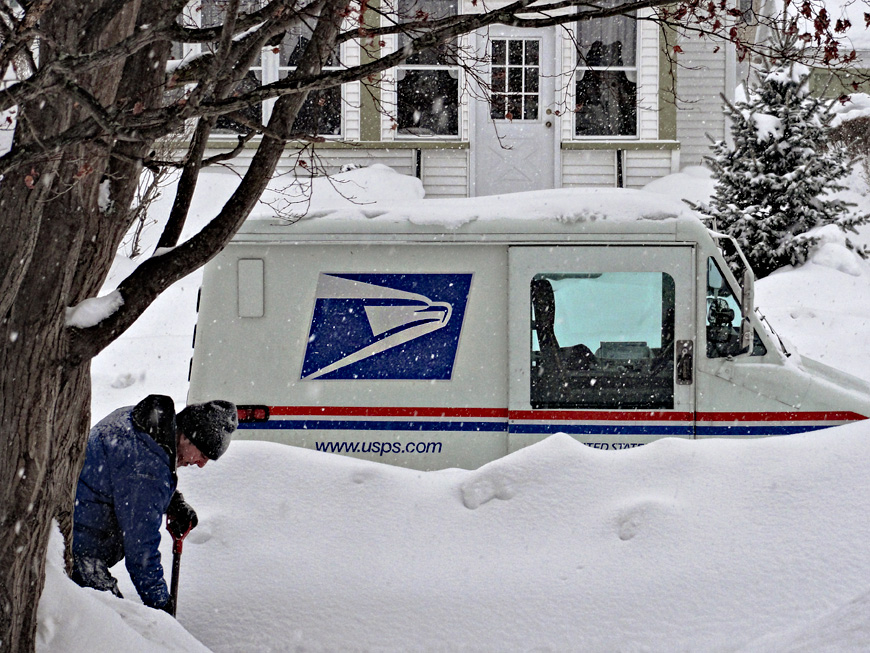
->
70, 395, 237, 614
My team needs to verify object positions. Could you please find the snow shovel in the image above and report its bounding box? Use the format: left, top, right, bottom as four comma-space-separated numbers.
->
166, 518, 193, 617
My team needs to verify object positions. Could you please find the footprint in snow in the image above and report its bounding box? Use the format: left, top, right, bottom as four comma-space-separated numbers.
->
460, 471, 516, 509
615, 498, 671, 541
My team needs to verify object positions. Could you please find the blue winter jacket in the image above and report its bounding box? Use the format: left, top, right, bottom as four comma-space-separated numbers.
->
73, 398, 177, 608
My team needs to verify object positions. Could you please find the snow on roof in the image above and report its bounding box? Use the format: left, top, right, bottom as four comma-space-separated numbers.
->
301, 186, 693, 225
240, 183, 705, 239
830, 92, 870, 127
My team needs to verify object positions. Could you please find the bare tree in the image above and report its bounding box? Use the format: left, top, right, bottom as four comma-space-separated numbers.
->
0, 0, 861, 649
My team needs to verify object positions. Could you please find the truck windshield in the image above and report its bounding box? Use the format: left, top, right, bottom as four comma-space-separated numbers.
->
706, 257, 766, 358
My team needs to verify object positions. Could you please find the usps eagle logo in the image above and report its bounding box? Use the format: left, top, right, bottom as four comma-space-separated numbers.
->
301, 273, 472, 380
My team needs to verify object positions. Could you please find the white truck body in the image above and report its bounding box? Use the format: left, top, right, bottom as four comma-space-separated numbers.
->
188, 187, 870, 469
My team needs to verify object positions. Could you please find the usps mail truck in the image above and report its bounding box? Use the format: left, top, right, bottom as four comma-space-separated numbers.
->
187, 187, 870, 469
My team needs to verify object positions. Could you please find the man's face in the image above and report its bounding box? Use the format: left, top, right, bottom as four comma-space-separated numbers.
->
177, 433, 209, 468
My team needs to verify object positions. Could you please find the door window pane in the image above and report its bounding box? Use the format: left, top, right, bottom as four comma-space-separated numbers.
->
530, 272, 675, 409
490, 38, 541, 121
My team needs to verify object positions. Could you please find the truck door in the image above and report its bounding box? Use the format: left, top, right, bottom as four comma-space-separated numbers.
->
508, 246, 696, 452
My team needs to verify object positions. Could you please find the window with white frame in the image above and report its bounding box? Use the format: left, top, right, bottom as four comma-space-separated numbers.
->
575, 6, 637, 137
277, 27, 342, 136
194, 0, 343, 137
490, 38, 540, 121
395, 0, 459, 137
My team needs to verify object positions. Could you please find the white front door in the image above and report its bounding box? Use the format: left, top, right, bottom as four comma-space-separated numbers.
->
472, 27, 557, 197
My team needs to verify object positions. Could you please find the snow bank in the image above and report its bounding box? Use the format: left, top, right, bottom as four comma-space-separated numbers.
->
830, 92, 870, 128
37, 525, 208, 653
129, 428, 870, 652
643, 165, 716, 205
39, 422, 870, 652
255, 163, 425, 217
126, 163, 424, 231
756, 253, 870, 379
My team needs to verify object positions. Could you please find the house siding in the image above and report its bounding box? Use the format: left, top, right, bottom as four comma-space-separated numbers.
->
675, 35, 729, 167
562, 150, 617, 187
637, 13, 661, 140
561, 147, 676, 189
624, 149, 676, 188
421, 149, 469, 198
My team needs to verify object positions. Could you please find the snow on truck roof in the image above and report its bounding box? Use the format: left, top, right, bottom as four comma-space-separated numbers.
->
237, 186, 710, 242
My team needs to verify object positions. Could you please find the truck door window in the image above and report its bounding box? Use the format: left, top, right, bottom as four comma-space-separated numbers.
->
706, 258, 766, 358
530, 272, 675, 409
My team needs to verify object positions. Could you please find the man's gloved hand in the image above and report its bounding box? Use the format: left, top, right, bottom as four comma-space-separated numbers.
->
166, 491, 198, 538
159, 596, 176, 617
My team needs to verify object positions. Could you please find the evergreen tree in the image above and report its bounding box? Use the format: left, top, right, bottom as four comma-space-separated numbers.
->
699, 60, 867, 279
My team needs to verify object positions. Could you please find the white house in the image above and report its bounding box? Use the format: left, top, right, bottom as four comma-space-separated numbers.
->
183, 0, 746, 197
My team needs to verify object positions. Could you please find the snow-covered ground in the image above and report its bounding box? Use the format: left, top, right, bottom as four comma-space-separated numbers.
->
36, 165, 870, 652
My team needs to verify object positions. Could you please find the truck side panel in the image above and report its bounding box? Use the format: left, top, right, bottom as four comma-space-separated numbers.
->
190, 243, 510, 468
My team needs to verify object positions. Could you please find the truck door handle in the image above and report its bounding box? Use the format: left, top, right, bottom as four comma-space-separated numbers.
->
676, 340, 693, 385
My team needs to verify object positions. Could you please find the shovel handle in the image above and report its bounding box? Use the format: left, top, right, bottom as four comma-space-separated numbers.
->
166, 517, 193, 550
166, 517, 193, 617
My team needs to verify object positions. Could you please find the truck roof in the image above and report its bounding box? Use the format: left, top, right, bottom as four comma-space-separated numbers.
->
234, 187, 711, 243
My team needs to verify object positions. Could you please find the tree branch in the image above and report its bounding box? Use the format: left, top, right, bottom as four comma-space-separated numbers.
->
0, 0, 188, 114
0, 0, 53, 79
155, 117, 216, 250
163, 0, 300, 43
67, 0, 354, 361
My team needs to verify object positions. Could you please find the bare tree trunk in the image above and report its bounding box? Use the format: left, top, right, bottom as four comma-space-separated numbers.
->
0, 1, 146, 649
0, 196, 94, 652
0, 0, 350, 647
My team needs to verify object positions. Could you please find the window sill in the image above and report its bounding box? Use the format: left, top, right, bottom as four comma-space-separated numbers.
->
201, 137, 470, 150
561, 140, 680, 151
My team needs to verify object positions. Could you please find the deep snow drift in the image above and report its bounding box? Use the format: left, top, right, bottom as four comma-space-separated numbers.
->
36, 164, 870, 652
120, 426, 870, 651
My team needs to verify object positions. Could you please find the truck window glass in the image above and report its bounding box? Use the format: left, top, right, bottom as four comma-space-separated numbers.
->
530, 272, 675, 409
706, 258, 766, 358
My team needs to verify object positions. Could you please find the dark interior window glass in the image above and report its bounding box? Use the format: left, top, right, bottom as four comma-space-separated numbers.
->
397, 70, 459, 136
530, 272, 675, 409
575, 6, 637, 136
706, 258, 767, 358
